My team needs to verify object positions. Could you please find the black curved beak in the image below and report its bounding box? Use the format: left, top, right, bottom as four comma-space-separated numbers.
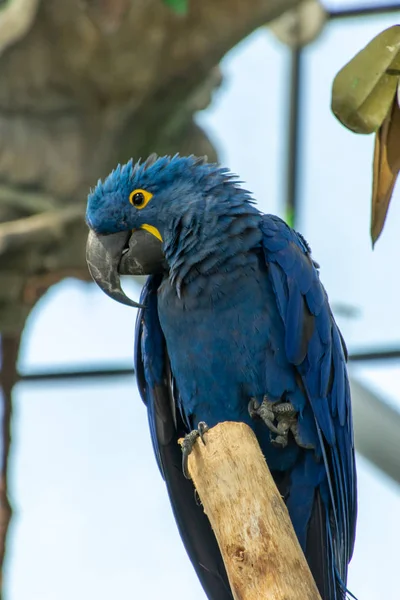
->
86, 229, 165, 308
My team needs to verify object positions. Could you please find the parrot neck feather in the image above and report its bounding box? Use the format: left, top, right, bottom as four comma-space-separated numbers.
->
162, 200, 263, 299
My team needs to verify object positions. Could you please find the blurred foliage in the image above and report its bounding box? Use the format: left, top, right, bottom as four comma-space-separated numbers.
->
332, 26, 400, 135
164, 0, 189, 15
371, 94, 400, 245
331, 25, 400, 245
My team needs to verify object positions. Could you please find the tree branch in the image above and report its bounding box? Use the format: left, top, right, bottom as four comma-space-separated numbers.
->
0, 333, 21, 595
0, 206, 83, 254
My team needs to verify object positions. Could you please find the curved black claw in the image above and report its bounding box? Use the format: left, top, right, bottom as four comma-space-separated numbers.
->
181, 422, 209, 479
194, 489, 202, 506
198, 421, 209, 445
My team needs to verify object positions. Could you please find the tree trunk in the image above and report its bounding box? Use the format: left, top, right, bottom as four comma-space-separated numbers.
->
0, 0, 300, 333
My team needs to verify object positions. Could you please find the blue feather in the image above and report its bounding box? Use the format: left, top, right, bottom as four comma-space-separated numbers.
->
261, 215, 356, 598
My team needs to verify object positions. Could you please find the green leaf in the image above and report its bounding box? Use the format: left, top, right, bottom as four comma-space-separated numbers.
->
163, 0, 189, 15
331, 25, 400, 134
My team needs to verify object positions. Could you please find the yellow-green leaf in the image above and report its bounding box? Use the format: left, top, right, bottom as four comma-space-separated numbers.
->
371, 97, 400, 245
332, 25, 400, 134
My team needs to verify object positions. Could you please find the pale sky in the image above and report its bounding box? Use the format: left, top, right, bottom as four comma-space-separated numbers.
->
5, 3, 400, 600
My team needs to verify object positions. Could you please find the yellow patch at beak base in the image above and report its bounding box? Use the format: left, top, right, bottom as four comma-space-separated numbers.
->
140, 224, 163, 242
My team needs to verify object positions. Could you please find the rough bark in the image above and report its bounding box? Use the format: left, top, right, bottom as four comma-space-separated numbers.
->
0, 0, 300, 333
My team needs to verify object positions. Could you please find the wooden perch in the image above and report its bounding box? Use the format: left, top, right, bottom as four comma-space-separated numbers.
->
185, 422, 321, 600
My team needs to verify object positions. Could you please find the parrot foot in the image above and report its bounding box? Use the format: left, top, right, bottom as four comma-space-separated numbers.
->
249, 396, 314, 450
286, 420, 314, 450
248, 397, 280, 435
181, 422, 209, 479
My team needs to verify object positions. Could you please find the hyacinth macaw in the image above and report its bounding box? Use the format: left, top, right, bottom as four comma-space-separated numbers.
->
85, 154, 357, 600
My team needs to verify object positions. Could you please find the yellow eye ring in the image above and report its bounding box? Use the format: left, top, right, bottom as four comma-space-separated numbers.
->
129, 188, 153, 209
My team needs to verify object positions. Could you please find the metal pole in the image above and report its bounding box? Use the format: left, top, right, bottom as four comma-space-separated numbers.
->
9, 347, 400, 383
285, 46, 303, 229
328, 4, 400, 20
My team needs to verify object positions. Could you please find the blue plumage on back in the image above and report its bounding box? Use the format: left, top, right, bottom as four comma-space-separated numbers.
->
88, 155, 357, 600
261, 216, 356, 591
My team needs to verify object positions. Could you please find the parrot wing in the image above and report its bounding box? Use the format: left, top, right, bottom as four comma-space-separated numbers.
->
262, 214, 357, 598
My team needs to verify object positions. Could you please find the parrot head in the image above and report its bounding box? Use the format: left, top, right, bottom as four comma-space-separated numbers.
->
86, 153, 255, 307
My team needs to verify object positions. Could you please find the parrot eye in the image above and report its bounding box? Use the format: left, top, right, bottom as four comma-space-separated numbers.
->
131, 192, 144, 206
129, 188, 153, 209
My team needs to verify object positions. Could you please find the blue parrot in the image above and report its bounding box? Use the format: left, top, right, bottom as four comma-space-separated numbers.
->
86, 154, 357, 600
